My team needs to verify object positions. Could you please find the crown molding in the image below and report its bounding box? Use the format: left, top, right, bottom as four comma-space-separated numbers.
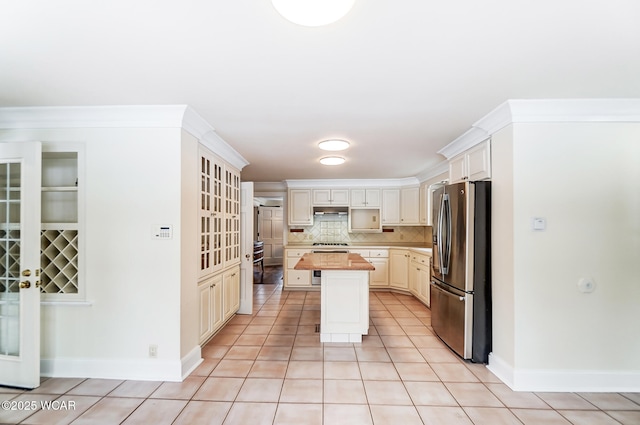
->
416, 160, 449, 183
199, 130, 249, 171
0, 105, 249, 170
437, 127, 490, 160
285, 177, 420, 189
0, 105, 189, 129
438, 98, 640, 161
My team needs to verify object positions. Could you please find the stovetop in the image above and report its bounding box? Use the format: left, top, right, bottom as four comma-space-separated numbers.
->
312, 242, 349, 246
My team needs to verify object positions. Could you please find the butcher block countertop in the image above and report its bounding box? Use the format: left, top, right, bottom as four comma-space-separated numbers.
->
294, 253, 375, 271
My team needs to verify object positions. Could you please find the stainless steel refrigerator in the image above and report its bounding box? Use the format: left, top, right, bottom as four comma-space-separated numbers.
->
430, 181, 491, 363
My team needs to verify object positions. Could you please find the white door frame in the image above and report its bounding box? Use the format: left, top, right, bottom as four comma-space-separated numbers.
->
238, 182, 253, 315
0, 141, 42, 389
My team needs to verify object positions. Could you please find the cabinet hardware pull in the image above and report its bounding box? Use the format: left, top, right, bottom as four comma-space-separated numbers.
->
20, 281, 31, 289
22, 269, 31, 277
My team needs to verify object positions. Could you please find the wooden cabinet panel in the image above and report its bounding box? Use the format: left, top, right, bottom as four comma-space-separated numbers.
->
401, 186, 420, 225
449, 140, 491, 183
389, 249, 409, 289
288, 189, 313, 225
313, 189, 349, 206
350, 188, 381, 208
382, 189, 400, 225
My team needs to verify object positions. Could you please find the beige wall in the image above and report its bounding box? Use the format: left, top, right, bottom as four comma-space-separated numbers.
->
490, 122, 640, 391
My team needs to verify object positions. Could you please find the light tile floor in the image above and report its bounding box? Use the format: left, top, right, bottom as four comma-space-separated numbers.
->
1, 281, 639, 424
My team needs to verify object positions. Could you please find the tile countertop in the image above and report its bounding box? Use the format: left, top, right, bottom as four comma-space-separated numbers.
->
293, 253, 376, 271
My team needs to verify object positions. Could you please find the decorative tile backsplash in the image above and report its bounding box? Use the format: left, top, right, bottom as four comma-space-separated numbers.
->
288, 214, 431, 245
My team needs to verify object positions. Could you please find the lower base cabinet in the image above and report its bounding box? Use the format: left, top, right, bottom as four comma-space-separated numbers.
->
409, 252, 431, 307
199, 265, 240, 344
223, 267, 240, 321
284, 249, 312, 289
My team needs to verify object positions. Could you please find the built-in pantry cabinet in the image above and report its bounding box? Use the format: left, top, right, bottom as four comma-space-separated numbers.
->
198, 145, 241, 344
449, 139, 491, 183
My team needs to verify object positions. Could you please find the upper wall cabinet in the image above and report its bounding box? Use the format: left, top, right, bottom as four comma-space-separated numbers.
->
288, 189, 313, 226
312, 189, 349, 206
381, 189, 400, 225
449, 139, 491, 183
400, 186, 420, 225
382, 187, 421, 226
350, 188, 381, 208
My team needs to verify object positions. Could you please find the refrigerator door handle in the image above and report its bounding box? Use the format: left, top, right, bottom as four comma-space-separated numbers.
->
441, 193, 451, 275
437, 194, 443, 273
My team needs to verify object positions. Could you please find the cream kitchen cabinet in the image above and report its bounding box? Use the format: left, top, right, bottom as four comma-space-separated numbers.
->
284, 248, 312, 289
382, 187, 421, 226
350, 188, 381, 208
198, 265, 240, 343
288, 189, 313, 225
400, 186, 420, 225
350, 249, 389, 288
223, 266, 240, 321
313, 189, 349, 206
199, 146, 241, 278
198, 273, 223, 343
409, 252, 431, 307
389, 249, 410, 290
449, 139, 491, 183
381, 189, 400, 225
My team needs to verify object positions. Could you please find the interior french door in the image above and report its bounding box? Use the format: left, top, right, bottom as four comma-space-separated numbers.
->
0, 141, 41, 389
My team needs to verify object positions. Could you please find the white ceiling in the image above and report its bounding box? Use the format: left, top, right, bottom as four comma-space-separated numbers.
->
2, 1, 639, 182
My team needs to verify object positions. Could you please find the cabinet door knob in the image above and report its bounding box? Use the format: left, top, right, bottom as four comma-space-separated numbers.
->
20, 281, 31, 289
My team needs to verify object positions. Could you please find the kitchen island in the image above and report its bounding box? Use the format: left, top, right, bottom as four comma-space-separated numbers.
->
294, 252, 375, 343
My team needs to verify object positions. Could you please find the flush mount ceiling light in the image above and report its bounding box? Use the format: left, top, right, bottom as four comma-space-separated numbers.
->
320, 156, 346, 166
318, 139, 350, 151
271, 0, 356, 27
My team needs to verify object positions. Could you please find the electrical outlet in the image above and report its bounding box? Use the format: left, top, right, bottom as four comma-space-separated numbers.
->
149, 344, 158, 358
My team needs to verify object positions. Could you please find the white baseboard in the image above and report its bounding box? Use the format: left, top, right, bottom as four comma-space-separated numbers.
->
488, 353, 640, 392
41, 356, 184, 382
181, 345, 203, 380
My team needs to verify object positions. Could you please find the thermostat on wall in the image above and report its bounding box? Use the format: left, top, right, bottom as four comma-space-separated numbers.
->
152, 225, 173, 239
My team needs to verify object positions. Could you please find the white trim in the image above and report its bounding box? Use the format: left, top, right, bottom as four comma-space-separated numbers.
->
0, 105, 249, 171
488, 352, 640, 392
416, 161, 449, 182
487, 352, 515, 389
437, 127, 490, 160
438, 98, 640, 161
0, 105, 189, 129
180, 345, 202, 380
285, 177, 420, 189
41, 356, 184, 382
199, 130, 249, 171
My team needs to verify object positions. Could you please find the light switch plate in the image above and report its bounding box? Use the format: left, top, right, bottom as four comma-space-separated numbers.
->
532, 217, 546, 231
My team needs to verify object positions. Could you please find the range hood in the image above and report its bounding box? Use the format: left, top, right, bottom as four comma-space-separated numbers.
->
313, 206, 348, 215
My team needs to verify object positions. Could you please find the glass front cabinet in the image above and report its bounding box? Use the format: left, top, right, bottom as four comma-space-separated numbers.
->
198, 145, 241, 343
